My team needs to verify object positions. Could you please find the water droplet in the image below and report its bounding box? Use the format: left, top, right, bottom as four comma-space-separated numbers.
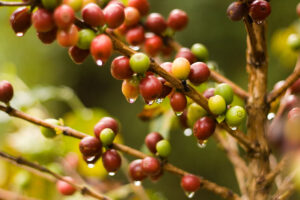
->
268, 113, 275, 120
155, 98, 163, 104
16, 32, 24, 37
146, 100, 154, 105
184, 191, 195, 198
87, 163, 95, 168
108, 172, 116, 176
86, 156, 96, 162
197, 140, 207, 148
127, 97, 137, 104
96, 59, 103, 66
133, 181, 141, 186
231, 126, 237, 130
256, 20, 263, 25
130, 45, 140, 51
175, 111, 183, 116
184, 128, 193, 137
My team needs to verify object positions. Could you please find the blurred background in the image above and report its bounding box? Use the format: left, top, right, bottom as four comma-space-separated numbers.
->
0, 0, 300, 199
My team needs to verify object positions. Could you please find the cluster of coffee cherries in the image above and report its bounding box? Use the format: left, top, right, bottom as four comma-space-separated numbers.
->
226, 0, 271, 23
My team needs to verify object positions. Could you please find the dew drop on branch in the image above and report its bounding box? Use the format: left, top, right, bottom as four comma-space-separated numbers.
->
184, 128, 193, 137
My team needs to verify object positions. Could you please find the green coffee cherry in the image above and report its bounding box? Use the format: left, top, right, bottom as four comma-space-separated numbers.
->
40, 118, 60, 138
156, 139, 171, 157
77, 29, 96, 50
191, 43, 209, 61
129, 53, 150, 73
230, 95, 245, 107
287, 34, 300, 51
208, 95, 226, 115
100, 128, 115, 146
225, 106, 246, 127
187, 103, 207, 126
42, 0, 61, 10
64, 0, 82, 12
214, 83, 234, 105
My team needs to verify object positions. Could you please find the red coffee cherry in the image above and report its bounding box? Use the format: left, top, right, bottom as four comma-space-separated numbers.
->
94, 117, 119, 138
170, 92, 187, 112
290, 78, 300, 94
102, 149, 122, 172
175, 48, 197, 64
297, 3, 300, 17
139, 75, 163, 101
249, 0, 271, 22
53, 5, 75, 29
79, 136, 102, 157
227, 1, 248, 21
179, 109, 189, 128
157, 77, 172, 98
181, 174, 200, 192
193, 116, 216, 140
160, 62, 173, 74
129, 159, 147, 181
128, 0, 149, 16
167, 9, 188, 31
68, 46, 90, 64
10, 7, 31, 36
126, 25, 145, 46
203, 88, 215, 99
141, 157, 161, 176
144, 35, 163, 57
145, 132, 163, 153
0, 80, 14, 103
81, 3, 105, 27
37, 27, 57, 44
150, 168, 163, 182
122, 78, 140, 103
56, 177, 76, 196
145, 13, 167, 34
104, 3, 125, 29
83, 152, 101, 164
161, 45, 173, 57
284, 95, 299, 112
31, 8, 55, 32
90, 34, 113, 65
56, 24, 79, 47
288, 107, 300, 120
124, 6, 140, 26
116, 23, 129, 35
111, 56, 133, 80
188, 62, 210, 85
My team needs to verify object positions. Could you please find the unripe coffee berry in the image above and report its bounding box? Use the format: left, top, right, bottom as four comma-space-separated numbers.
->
193, 116, 216, 140
129, 159, 147, 181
37, 27, 57, 44
57, 24, 79, 47
172, 57, 191, 80
40, 119, 60, 138
76, 29, 95, 50
63, 0, 82, 12
124, 7, 140, 26
42, 0, 61, 10
175, 48, 197, 64
79, 136, 102, 157
0, 80, 14, 103
111, 56, 133, 80
68, 46, 90, 64
225, 106, 246, 127
31, 8, 55, 32
128, 0, 149, 16
187, 103, 207, 127
100, 128, 115, 146
139, 75, 163, 101
94, 117, 119, 138
167, 9, 188, 31
188, 62, 210, 85
104, 3, 125, 29
90, 34, 113, 64
156, 139, 171, 157
129, 53, 150, 73
191, 43, 209, 61
56, 177, 76, 196
10, 7, 31, 36
170, 92, 187, 112
145, 132, 163, 153
144, 35, 163, 57
141, 157, 161, 176
208, 95, 227, 115
227, 1, 248, 21
102, 149, 121, 172
81, 3, 105, 27
214, 83, 234, 105
287, 34, 300, 51
53, 5, 75, 29
181, 174, 200, 192
249, 0, 271, 22
126, 25, 145, 46
145, 13, 167, 34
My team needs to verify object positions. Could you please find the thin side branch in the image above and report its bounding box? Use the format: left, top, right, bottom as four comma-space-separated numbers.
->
270, 170, 296, 200
0, 105, 241, 200
0, 151, 111, 200
0, 1, 31, 6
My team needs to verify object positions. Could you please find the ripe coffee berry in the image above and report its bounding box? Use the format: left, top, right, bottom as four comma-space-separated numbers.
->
0, 80, 14, 103
102, 149, 122, 172
214, 83, 234, 105
208, 95, 227, 115
37, 27, 57, 44
227, 1, 248, 21
94, 117, 119, 138
111, 56, 133, 80
160, 62, 173, 74
145, 35, 163, 57
226, 106, 246, 127
31, 8, 55, 32
157, 77, 172, 98
81, 3, 105, 27
284, 95, 299, 112
100, 128, 115, 146
40, 118, 60, 138
249, 0, 271, 22
290, 78, 300, 94
139, 75, 163, 101
124, 7, 140, 26
56, 177, 76, 196
126, 26, 145, 46
175, 48, 197, 64
191, 43, 209, 61
68, 46, 90, 64
63, 0, 82, 11
10, 7, 31, 36
288, 107, 300, 120
141, 157, 161, 176
193, 116, 216, 140
53, 5, 75, 29
79, 136, 102, 157
76, 29, 95, 49
128, 0, 149, 16
167, 9, 188, 31
181, 174, 200, 192
145, 13, 167, 34
188, 62, 210, 85
170, 92, 187, 112
145, 132, 163, 153
129, 159, 147, 181
122, 78, 139, 103
172, 57, 191, 80
129, 53, 150, 73
90, 34, 113, 64
57, 24, 79, 47
156, 139, 171, 157
104, 3, 125, 29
